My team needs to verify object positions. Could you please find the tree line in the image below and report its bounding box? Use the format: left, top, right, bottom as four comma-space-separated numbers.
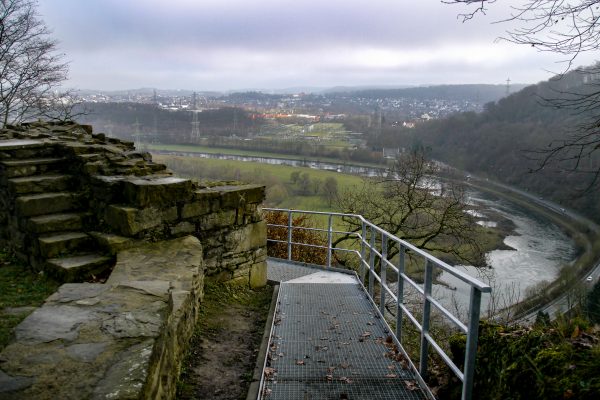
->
364, 69, 600, 223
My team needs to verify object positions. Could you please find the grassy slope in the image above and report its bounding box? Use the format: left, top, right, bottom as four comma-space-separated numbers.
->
0, 251, 59, 349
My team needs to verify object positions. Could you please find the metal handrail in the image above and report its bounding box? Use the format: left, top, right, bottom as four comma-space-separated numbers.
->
264, 207, 491, 400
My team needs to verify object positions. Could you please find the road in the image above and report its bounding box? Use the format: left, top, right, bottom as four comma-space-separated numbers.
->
516, 260, 600, 325
463, 174, 600, 324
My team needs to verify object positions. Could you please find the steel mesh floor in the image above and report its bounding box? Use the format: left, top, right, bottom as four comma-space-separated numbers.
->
267, 259, 324, 283
261, 281, 426, 400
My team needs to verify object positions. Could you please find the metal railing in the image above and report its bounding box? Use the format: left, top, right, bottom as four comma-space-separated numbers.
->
264, 207, 491, 400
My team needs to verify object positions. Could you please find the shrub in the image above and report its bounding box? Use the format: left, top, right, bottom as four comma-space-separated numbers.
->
264, 211, 327, 265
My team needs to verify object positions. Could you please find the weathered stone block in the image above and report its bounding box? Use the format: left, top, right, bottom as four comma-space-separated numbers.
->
198, 210, 237, 231
105, 205, 177, 236
224, 221, 267, 254
16, 192, 78, 217
181, 200, 211, 219
215, 184, 266, 209
191, 188, 221, 204
170, 221, 195, 236
88, 231, 135, 255
249, 260, 267, 289
123, 176, 193, 207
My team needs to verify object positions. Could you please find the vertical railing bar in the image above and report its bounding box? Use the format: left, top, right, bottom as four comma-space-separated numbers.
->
327, 214, 333, 268
396, 244, 405, 342
462, 287, 483, 400
419, 260, 433, 378
380, 233, 387, 315
368, 227, 376, 297
360, 222, 367, 284
287, 210, 293, 261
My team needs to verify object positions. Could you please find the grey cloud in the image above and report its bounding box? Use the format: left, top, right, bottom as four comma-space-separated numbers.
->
37, 0, 570, 90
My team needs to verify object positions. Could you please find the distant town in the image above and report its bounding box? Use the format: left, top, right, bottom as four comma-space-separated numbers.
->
78, 83, 523, 128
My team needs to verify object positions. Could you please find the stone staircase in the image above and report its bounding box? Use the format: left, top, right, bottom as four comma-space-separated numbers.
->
0, 122, 269, 399
0, 139, 114, 281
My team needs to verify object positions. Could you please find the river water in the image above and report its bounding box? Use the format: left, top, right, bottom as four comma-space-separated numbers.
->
153, 149, 578, 312
435, 190, 576, 315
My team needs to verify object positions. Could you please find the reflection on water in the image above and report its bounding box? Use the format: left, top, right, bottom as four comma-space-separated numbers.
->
435, 190, 576, 315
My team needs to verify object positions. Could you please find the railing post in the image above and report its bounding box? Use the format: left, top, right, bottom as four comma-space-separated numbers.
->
327, 214, 333, 268
287, 210, 293, 261
379, 233, 387, 315
368, 228, 376, 297
360, 221, 367, 283
396, 245, 405, 342
419, 260, 433, 378
462, 287, 483, 400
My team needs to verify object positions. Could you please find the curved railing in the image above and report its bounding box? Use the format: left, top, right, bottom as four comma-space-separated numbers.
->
264, 207, 491, 400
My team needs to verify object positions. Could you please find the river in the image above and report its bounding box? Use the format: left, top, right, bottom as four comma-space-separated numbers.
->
434, 190, 576, 316
152, 149, 578, 313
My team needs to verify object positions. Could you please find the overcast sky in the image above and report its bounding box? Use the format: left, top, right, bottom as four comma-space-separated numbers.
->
37, 0, 598, 92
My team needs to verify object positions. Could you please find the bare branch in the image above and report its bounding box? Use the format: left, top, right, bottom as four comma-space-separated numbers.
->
0, 0, 68, 126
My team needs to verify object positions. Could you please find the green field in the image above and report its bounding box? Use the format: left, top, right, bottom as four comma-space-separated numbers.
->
154, 154, 365, 212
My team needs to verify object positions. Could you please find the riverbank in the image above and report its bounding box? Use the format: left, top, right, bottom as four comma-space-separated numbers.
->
145, 143, 387, 169
459, 176, 600, 318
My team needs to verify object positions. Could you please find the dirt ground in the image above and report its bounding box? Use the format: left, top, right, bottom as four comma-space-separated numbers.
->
177, 281, 273, 400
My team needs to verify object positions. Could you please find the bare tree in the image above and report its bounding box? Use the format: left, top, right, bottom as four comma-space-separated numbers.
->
0, 0, 68, 126
36, 89, 89, 122
322, 176, 339, 207
448, 1, 600, 189
335, 150, 485, 267
448, 1, 600, 66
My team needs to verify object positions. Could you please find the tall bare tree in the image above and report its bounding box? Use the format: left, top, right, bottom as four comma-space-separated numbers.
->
448, 0, 600, 189
335, 151, 485, 267
0, 0, 68, 126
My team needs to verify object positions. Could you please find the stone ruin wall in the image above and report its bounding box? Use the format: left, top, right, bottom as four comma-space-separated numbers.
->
0, 121, 267, 399
0, 121, 267, 287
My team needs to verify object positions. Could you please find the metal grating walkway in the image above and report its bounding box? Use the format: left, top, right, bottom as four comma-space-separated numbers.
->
261, 260, 427, 400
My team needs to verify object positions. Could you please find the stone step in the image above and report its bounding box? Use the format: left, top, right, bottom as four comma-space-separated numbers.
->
38, 231, 93, 258
8, 174, 72, 194
45, 253, 114, 282
0, 157, 65, 178
0, 139, 55, 160
28, 212, 89, 234
16, 192, 79, 217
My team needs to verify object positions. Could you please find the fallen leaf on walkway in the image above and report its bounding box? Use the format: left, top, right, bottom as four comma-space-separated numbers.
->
264, 367, 276, 379
405, 380, 419, 391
